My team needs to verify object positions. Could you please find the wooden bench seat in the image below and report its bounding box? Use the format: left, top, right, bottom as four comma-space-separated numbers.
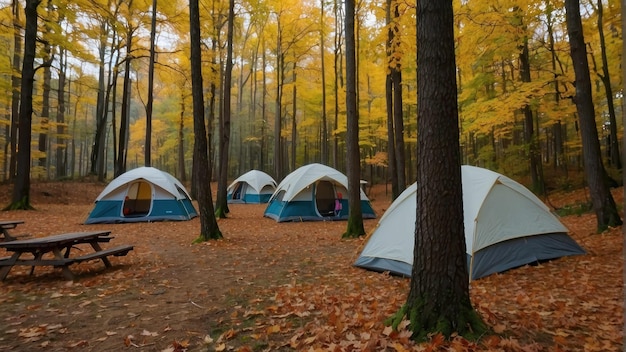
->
0, 255, 71, 267
72, 245, 134, 263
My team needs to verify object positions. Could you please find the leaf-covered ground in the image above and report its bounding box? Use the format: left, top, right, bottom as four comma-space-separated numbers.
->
0, 181, 621, 352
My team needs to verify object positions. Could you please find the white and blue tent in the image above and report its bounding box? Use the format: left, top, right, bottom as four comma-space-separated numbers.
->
227, 170, 277, 204
264, 163, 376, 222
354, 165, 585, 280
85, 167, 197, 224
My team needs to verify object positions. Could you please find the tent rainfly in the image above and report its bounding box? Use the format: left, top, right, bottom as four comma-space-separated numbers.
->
227, 170, 277, 204
264, 163, 376, 222
354, 165, 586, 280
85, 167, 197, 224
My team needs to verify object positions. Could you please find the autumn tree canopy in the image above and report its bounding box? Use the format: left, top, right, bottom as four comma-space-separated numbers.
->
0, 0, 621, 192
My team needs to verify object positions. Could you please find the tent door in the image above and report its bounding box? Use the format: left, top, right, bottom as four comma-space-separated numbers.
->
232, 183, 246, 200
123, 181, 152, 217
315, 181, 336, 217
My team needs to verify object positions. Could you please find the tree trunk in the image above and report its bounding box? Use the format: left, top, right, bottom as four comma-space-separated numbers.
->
546, 1, 566, 173
291, 66, 297, 172
178, 91, 186, 182
189, 0, 221, 241
519, 18, 544, 195
342, 0, 365, 239
215, 0, 235, 218
274, 23, 284, 180
261, 46, 267, 172
10, 0, 22, 182
596, 0, 621, 169
145, 0, 157, 167
385, 0, 398, 199
116, 49, 132, 178
393, 70, 406, 193
320, 0, 328, 165
56, 46, 67, 178
8, 0, 41, 210
332, 0, 343, 169
388, 0, 487, 340
38, 47, 51, 173
391, 2, 406, 194
564, 0, 622, 231
38, 0, 55, 176
91, 21, 108, 179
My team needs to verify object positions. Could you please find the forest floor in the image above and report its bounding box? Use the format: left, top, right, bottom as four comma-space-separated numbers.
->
0, 180, 621, 352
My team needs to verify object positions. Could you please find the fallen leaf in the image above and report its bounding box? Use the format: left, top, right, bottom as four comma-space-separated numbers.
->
141, 329, 158, 337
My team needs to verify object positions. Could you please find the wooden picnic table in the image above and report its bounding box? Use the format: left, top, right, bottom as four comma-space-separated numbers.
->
0, 220, 25, 241
0, 230, 133, 281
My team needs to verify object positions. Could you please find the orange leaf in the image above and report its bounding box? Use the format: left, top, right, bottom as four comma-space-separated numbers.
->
267, 325, 281, 334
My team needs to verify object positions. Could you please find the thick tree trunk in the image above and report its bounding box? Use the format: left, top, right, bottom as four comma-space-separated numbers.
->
189, 0, 221, 241
389, 0, 487, 340
342, 0, 365, 239
565, 0, 622, 231
8, 0, 41, 210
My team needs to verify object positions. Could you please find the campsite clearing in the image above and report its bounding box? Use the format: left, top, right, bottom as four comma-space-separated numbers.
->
0, 181, 621, 351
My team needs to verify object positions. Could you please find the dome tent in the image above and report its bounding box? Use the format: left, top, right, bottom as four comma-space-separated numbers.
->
354, 165, 585, 280
227, 170, 277, 204
264, 163, 376, 222
85, 167, 197, 224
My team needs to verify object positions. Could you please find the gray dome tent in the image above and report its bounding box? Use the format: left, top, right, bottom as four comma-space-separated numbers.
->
354, 165, 585, 280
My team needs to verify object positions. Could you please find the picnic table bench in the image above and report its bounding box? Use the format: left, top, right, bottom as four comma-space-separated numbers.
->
0, 220, 26, 241
0, 230, 133, 281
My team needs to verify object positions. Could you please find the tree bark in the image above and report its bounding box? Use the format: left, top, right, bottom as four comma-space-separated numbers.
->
274, 22, 284, 180
319, 0, 328, 165
391, 3, 406, 194
215, 0, 235, 218
91, 21, 108, 180
116, 50, 132, 177
189, 0, 221, 241
145, 0, 158, 167
518, 14, 545, 195
342, 0, 365, 238
564, 0, 622, 231
9, 0, 22, 182
385, 0, 398, 199
56, 46, 67, 178
8, 0, 41, 210
595, 0, 621, 169
178, 91, 186, 183
388, 0, 487, 340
